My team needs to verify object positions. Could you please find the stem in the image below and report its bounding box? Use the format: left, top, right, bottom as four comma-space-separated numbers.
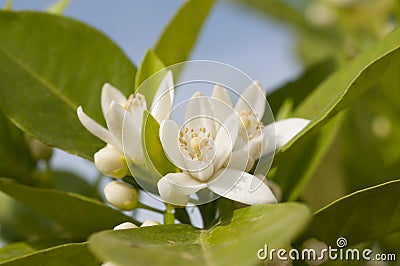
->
164, 204, 175, 224
137, 203, 164, 214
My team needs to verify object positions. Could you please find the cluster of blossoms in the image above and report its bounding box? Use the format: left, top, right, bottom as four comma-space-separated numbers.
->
77, 71, 309, 212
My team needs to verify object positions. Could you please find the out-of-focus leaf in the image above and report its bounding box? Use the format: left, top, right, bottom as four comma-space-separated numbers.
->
0, 113, 35, 183
0, 191, 62, 246
271, 113, 344, 201
50, 171, 98, 198
277, 27, 400, 162
0, 242, 35, 263
46, 0, 71, 14
0, 243, 99, 266
266, 58, 336, 116
89, 203, 311, 266
236, 0, 308, 27
3, 0, 12, 10
134, 50, 166, 107
0, 178, 137, 240
0, 11, 136, 160
303, 180, 400, 246
154, 0, 214, 65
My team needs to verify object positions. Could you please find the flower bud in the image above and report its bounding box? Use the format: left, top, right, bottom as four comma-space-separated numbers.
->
24, 134, 53, 160
113, 222, 138, 230
94, 145, 128, 178
140, 220, 161, 227
104, 181, 138, 211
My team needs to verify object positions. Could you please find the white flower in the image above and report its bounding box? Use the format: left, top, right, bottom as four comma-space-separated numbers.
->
104, 181, 138, 211
158, 92, 277, 206
158, 81, 310, 206
77, 71, 174, 177
210, 82, 310, 172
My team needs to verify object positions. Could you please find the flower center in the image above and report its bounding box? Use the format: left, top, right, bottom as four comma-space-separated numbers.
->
179, 126, 214, 163
239, 110, 263, 141
125, 93, 146, 111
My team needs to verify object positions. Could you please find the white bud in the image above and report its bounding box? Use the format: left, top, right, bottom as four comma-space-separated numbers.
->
113, 222, 138, 230
302, 238, 329, 266
94, 145, 128, 178
104, 181, 138, 211
140, 220, 161, 227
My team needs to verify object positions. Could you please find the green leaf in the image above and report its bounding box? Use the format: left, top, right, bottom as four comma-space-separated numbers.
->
89, 203, 311, 266
277, 27, 400, 160
50, 170, 99, 198
134, 50, 166, 106
0, 191, 62, 245
303, 180, 400, 246
272, 113, 344, 201
236, 0, 308, 28
0, 243, 35, 263
154, 0, 215, 66
0, 243, 99, 266
0, 112, 35, 183
0, 178, 137, 240
46, 0, 71, 15
266, 58, 337, 116
142, 111, 178, 180
0, 11, 136, 160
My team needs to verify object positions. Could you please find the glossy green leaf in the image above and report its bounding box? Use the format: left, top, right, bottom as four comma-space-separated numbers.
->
303, 180, 400, 246
0, 191, 62, 245
266, 58, 337, 116
0, 243, 99, 266
0, 243, 35, 263
272, 113, 344, 201
89, 203, 311, 266
50, 171, 99, 198
142, 111, 178, 179
0, 11, 136, 160
0, 112, 35, 183
134, 49, 166, 107
154, 0, 214, 66
0, 178, 137, 240
278, 27, 400, 160
46, 0, 71, 14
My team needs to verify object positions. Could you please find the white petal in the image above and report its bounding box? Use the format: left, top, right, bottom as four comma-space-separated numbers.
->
185, 93, 216, 136
157, 173, 206, 206
122, 110, 144, 165
209, 85, 235, 131
214, 113, 240, 171
234, 81, 266, 118
113, 222, 138, 230
151, 71, 174, 122
228, 150, 253, 172
105, 102, 125, 147
77, 106, 119, 148
141, 220, 161, 227
101, 83, 127, 116
262, 118, 310, 155
212, 84, 233, 107
159, 120, 185, 168
208, 168, 277, 205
